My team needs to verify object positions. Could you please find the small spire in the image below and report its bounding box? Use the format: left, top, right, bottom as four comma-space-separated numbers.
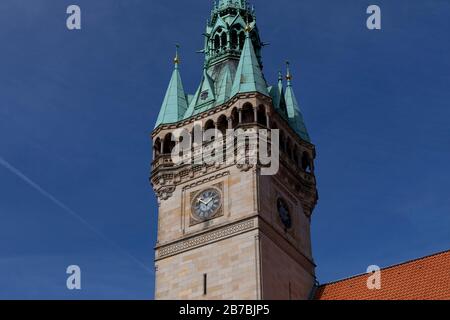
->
286, 60, 292, 85
155, 48, 188, 128
174, 44, 180, 68
284, 61, 311, 142
231, 28, 269, 97
278, 70, 284, 93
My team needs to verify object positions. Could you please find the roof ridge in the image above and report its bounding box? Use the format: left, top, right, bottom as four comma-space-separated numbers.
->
318, 249, 450, 287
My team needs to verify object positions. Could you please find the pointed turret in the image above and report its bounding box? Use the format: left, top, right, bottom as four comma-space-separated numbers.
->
284, 62, 311, 142
269, 70, 288, 115
231, 26, 269, 97
155, 46, 188, 128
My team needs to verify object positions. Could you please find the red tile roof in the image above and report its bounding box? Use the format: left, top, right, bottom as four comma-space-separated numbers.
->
315, 250, 450, 300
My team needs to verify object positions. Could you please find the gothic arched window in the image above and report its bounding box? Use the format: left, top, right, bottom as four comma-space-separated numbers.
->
241, 103, 254, 124
217, 115, 227, 137
214, 35, 220, 52
257, 105, 267, 126
221, 33, 227, 49
231, 108, 239, 128
204, 120, 216, 142
163, 133, 175, 154
230, 29, 238, 49
154, 138, 161, 157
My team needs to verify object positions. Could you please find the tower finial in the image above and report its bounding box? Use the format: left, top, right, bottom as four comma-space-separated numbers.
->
286, 60, 292, 85
244, 12, 252, 34
174, 44, 180, 67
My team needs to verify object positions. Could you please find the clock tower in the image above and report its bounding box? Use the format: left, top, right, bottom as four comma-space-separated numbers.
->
150, 0, 318, 300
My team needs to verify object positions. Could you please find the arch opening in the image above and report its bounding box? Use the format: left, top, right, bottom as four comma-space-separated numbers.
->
241, 103, 254, 124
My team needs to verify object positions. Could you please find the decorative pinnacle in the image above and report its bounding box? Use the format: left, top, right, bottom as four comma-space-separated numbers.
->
286, 61, 292, 83
174, 44, 180, 67
278, 70, 283, 82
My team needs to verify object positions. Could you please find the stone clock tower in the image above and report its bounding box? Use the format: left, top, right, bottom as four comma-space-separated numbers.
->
150, 0, 318, 300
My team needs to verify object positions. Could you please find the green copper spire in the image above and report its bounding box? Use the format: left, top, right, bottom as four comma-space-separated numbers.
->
231, 27, 269, 97
154, 1, 311, 144
154, 46, 188, 128
269, 70, 288, 115
284, 62, 311, 142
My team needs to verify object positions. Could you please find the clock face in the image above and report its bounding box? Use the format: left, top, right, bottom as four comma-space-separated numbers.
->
192, 188, 222, 220
277, 198, 292, 229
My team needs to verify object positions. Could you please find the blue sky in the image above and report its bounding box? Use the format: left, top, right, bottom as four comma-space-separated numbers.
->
0, 0, 449, 299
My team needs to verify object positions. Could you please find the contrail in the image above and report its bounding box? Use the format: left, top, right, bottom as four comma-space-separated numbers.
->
0, 156, 154, 275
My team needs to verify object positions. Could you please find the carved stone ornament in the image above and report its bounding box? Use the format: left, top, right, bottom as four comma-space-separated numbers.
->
236, 163, 254, 172
156, 186, 176, 201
